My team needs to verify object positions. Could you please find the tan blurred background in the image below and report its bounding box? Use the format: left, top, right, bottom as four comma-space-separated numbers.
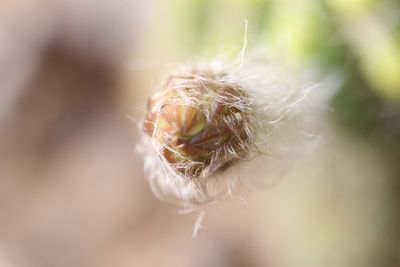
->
1, 0, 400, 266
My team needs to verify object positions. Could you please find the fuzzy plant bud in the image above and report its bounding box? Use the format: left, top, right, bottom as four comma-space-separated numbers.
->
144, 70, 254, 179
138, 56, 323, 209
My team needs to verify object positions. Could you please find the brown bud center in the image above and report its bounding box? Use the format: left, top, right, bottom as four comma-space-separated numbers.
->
144, 72, 252, 178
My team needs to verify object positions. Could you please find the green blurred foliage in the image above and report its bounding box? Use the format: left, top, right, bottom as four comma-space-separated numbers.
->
163, 0, 400, 154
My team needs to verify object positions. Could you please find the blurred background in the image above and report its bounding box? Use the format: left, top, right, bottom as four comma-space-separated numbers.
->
1, 0, 400, 266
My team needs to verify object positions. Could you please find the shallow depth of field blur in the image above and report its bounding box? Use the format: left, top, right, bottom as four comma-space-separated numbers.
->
1, 0, 400, 266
